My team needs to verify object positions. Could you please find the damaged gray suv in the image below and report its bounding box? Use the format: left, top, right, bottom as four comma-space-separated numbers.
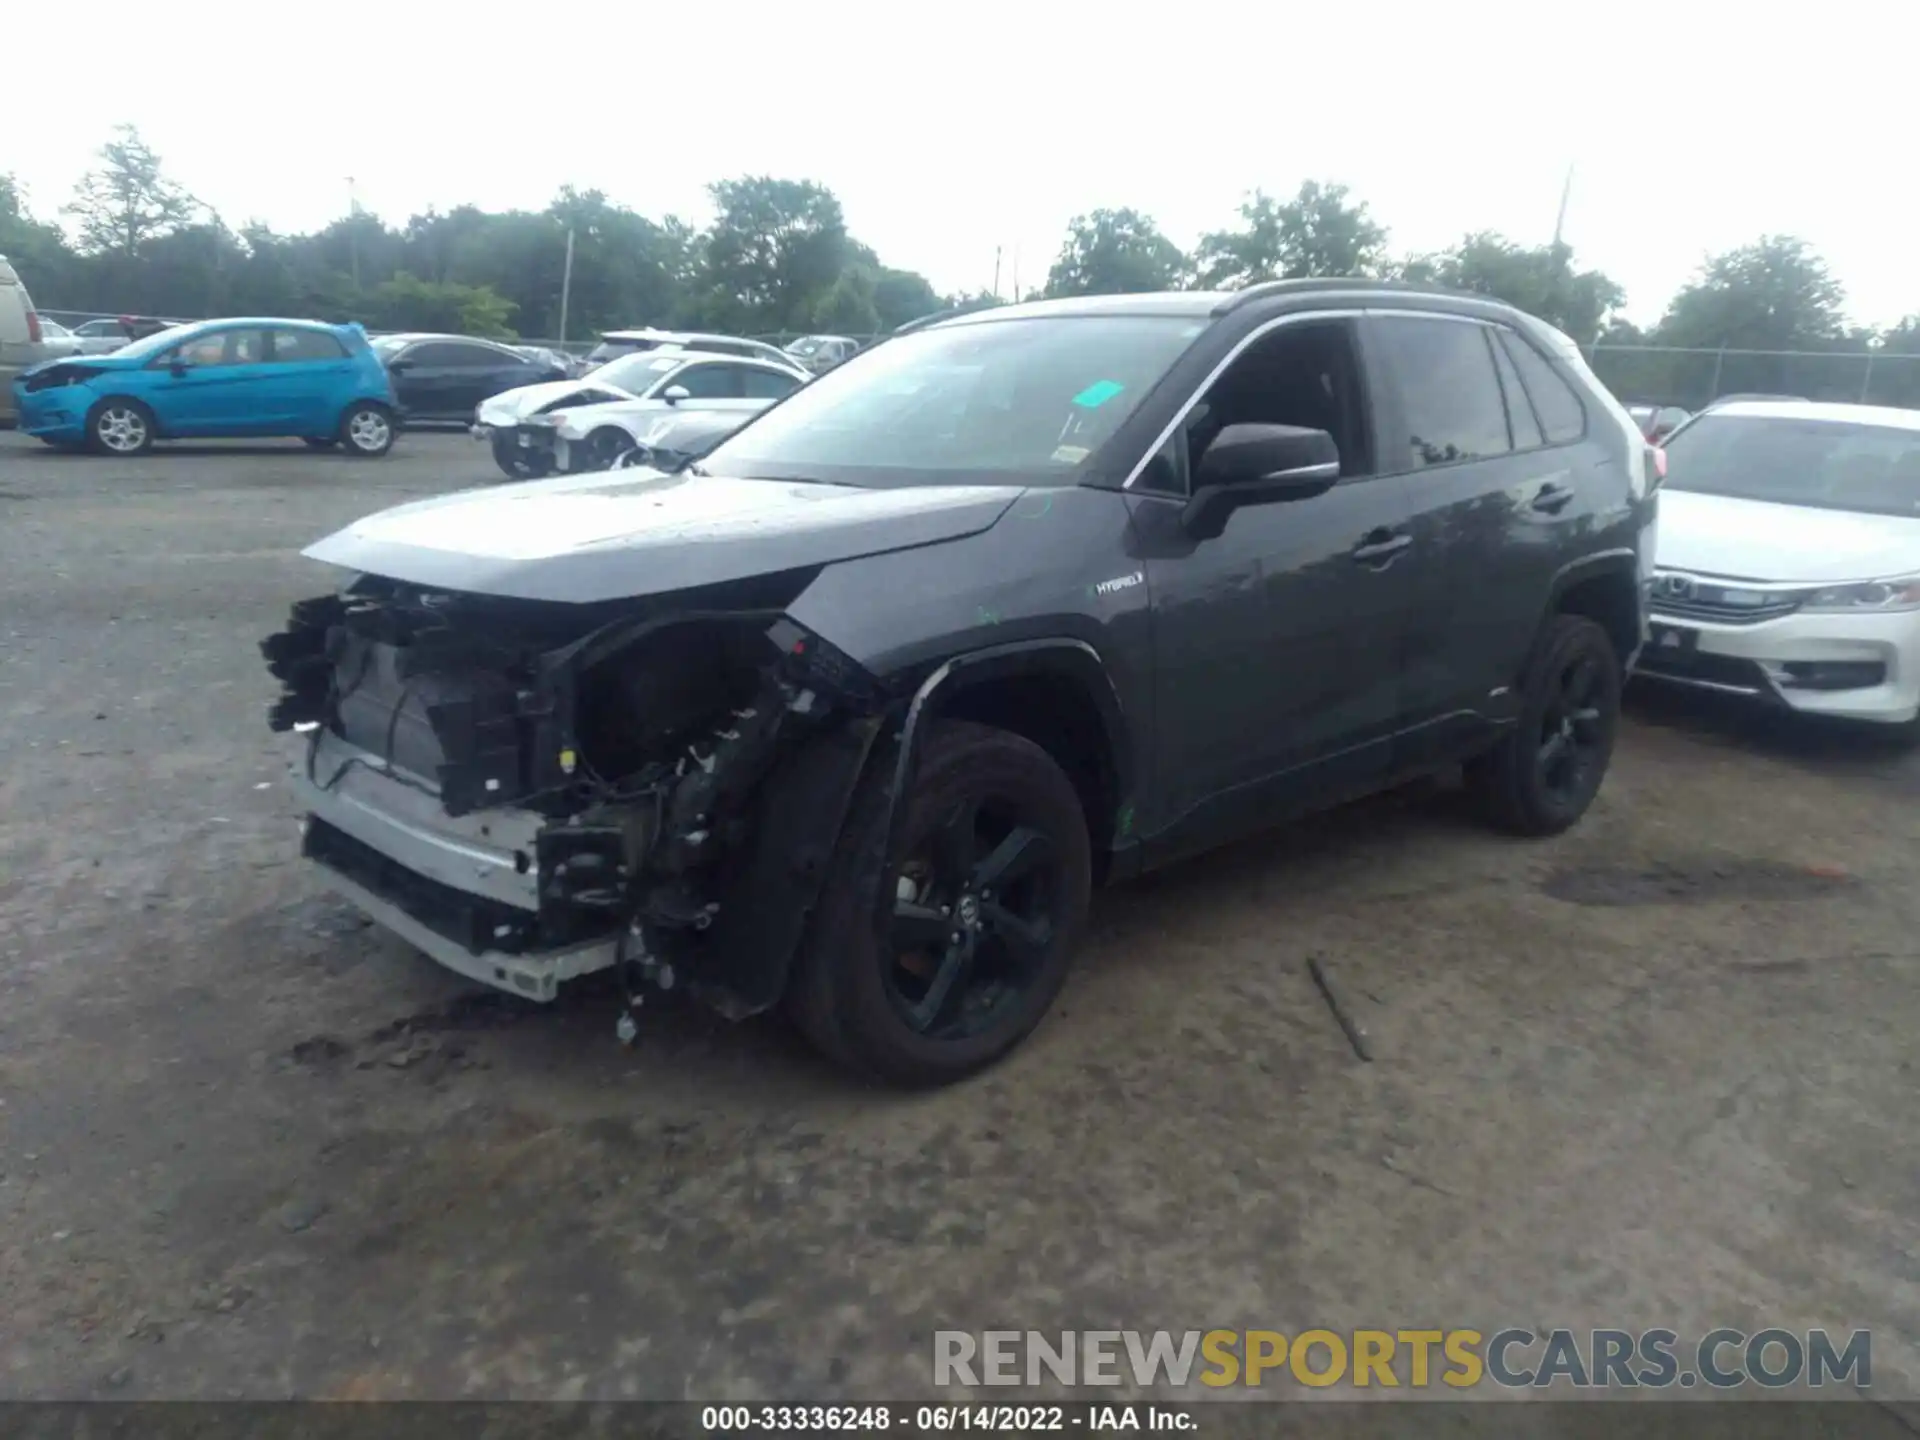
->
265, 281, 1657, 1085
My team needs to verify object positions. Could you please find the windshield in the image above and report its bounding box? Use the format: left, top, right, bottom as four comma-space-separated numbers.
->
371, 335, 409, 357
785, 337, 826, 357
1663, 413, 1920, 518
701, 315, 1203, 487
42, 319, 71, 338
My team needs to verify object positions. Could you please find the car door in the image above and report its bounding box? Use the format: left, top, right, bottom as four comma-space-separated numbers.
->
265, 327, 354, 432
145, 327, 277, 433
385, 341, 450, 419
1358, 312, 1589, 765
1130, 315, 1423, 852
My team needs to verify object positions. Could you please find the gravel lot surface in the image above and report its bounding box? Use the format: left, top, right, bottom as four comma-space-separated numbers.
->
1, 429, 1916, 1424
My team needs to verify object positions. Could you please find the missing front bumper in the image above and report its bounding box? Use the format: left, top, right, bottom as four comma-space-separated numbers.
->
315, 860, 616, 1002
290, 732, 621, 1001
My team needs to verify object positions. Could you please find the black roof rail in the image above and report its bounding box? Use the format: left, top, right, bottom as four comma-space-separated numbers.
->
1214, 276, 1494, 314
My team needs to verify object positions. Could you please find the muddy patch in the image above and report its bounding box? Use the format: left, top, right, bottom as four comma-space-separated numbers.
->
1542, 856, 1858, 907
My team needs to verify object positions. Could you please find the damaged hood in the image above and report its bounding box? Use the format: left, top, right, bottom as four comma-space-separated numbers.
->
475, 379, 638, 425
302, 470, 1026, 602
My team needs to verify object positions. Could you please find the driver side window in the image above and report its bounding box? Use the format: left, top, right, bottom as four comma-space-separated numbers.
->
1139, 320, 1373, 496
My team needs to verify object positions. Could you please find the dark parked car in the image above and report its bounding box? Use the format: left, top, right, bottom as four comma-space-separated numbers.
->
263, 279, 1656, 1086
370, 333, 569, 424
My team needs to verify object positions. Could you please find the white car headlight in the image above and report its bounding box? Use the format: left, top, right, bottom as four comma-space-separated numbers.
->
1802, 577, 1920, 613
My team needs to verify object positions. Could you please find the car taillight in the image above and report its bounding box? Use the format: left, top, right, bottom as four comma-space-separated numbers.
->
25, 310, 41, 344
1645, 445, 1666, 491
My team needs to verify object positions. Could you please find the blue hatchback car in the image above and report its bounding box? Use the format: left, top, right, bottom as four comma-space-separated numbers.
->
13, 318, 399, 457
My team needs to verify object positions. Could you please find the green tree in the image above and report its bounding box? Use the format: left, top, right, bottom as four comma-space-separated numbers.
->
1656, 236, 1847, 350
363, 273, 516, 336
1044, 208, 1188, 297
1410, 233, 1624, 345
699, 176, 855, 331
63, 124, 200, 258
1194, 181, 1388, 288
873, 266, 940, 330
1880, 315, 1920, 356
811, 265, 882, 333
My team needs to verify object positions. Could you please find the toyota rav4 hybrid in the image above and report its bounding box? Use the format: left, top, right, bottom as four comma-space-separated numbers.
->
263, 281, 1656, 1086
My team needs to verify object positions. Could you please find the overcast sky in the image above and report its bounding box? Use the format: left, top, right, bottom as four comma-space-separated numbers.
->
11, 1, 1917, 328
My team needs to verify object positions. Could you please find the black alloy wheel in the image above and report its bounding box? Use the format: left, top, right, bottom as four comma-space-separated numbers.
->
885, 798, 1062, 1040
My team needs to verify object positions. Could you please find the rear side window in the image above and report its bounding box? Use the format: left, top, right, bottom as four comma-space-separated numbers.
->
741, 367, 802, 399
1487, 331, 1544, 449
1498, 331, 1586, 443
667, 363, 743, 399
1372, 315, 1512, 469
268, 328, 346, 362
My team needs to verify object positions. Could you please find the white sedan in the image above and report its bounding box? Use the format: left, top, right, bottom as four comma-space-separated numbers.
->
473, 350, 806, 479
1640, 399, 1920, 726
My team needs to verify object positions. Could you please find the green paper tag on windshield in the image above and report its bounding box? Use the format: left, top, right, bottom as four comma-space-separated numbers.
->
1072, 380, 1125, 408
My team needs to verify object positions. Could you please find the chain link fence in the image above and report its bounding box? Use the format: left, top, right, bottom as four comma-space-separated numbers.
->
1584, 344, 1920, 411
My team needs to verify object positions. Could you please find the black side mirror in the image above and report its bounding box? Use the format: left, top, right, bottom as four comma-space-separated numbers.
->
1180, 424, 1340, 540
387, 359, 412, 373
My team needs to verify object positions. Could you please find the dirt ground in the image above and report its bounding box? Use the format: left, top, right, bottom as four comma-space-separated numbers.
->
1, 429, 1917, 1413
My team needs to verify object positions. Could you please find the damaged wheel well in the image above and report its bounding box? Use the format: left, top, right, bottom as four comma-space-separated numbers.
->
938, 671, 1120, 878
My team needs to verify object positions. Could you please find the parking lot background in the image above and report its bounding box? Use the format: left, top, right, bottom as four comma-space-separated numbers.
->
0, 429, 1916, 1405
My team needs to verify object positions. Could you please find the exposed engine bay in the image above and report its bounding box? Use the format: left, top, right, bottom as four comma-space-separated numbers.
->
262, 572, 887, 1021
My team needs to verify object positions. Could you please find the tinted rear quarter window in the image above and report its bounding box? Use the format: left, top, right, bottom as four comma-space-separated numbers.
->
741, 367, 802, 399
269, 328, 346, 362
1488, 334, 1545, 449
1373, 315, 1512, 468
1498, 331, 1586, 443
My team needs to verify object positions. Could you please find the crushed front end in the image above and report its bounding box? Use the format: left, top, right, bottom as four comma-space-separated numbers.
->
262, 575, 884, 1015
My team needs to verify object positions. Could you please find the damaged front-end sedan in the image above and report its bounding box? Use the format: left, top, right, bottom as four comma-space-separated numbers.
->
263, 573, 890, 1024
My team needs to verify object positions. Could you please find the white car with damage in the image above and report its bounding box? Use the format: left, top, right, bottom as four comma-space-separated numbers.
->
1639, 399, 1920, 727
473, 350, 808, 479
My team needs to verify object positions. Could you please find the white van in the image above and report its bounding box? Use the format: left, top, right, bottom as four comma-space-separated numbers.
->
0, 255, 49, 425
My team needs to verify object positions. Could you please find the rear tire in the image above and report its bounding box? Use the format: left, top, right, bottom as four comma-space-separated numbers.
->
1466, 614, 1621, 836
338, 402, 395, 458
787, 720, 1092, 1086
85, 399, 155, 456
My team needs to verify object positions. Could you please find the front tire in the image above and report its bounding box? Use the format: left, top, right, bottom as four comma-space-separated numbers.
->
787, 720, 1092, 1086
582, 426, 634, 471
1466, 614, 1621, 835
491, 435, 554, 481
339, 402, 395, 458
86, 399, 155, 456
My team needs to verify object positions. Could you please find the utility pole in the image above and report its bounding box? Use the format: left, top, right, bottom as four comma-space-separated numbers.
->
1551, 164, 1574, 252
345, 177, 361, 290
1010, 243, 1021, 302
992, 246, 1003, 300
558, 226, 576, 346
